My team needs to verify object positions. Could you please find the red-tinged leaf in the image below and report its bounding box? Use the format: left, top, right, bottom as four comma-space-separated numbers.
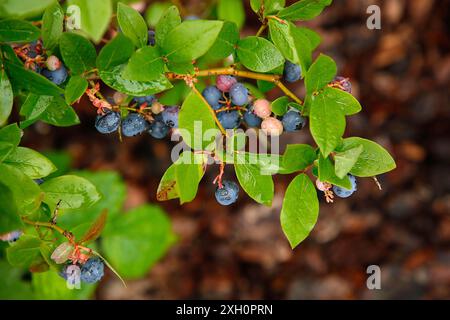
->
50, 242, 73, 264
79, 210, 108, 244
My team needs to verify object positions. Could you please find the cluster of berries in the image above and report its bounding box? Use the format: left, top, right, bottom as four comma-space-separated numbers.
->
13, 40, 68, 85
60, 257, 104, 284
95, 94, 180, 140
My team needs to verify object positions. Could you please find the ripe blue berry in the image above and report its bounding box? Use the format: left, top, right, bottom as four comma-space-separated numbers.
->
161, 106, 180, 128
95, 111, 121, 134
34, 178, 44, 185
217, 110, 241, 129
134, 95, 156, 106
202, 86, 222, 109
243, 105, 262, 127
41, 64, 68, 85
215, 180, 239, 206
229, 83, 249, 106
80, 258, 104, 284
333, 175, 357, 198
121, 113, 149, 137
282, 110, 306, 132
149, 120, 169, 139
283, 61, 302, 83
148, 30, 156, 46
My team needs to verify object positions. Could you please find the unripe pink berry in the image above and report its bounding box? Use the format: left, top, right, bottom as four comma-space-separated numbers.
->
113, 92, 127, 105
253, 99, 272, 119
216, 75, 237, 93
151, 101, 164, 114
261, 117, 283, 136
46, 55, 61, 71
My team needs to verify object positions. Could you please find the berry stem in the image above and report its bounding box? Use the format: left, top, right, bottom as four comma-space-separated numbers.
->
21, 217, 74, 242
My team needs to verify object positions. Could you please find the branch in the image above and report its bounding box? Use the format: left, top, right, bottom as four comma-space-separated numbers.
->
22, 217, 74, 242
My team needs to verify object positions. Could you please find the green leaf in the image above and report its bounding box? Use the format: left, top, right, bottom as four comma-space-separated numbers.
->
65, 75, 88, 105
0, 0, 54, 19
4, 60, 64, 96
271, 96, 290, 116
0, 141, 14, 162
201, 21, 239, 62
0, 19, 40, 43
42, 2, 64, 52
174, 151, 205, 204
336, 137, 396, 177
318, 154, 351, 189
162, 20, 223, 62
217, 0, 245, 30
59, 32, 97, 75
278, 0, 332, 21
99, 64, 173, 96
322, 86, 361, 115
59, 171, 126, 230
155, 5, 181, 46
305, 54, 337, 94
0, 163, 42, 214
281, 144, 316, 174
0, 67, 13, 125
334, 145, 363, 179
4, 147, 56, 179
166, 61, 194, 75
39, 96, 80, 127
117, 2, 148, 48
257, 79, 276, 93
97, 33, 134, 71
0, 261, 33, 299
235, 162, 274, 206
156, 163, 179, 201
310, 90, 345, 157
250, 0, 286, 16
280, 174, 318, 248
269, 20, 312, 72
7, 235, 42, 268
0, 123, 22, 147
0, 182, 22, 234
41, 175, 101, 210
297, 26, 321, 50
145, 1, 171, 26
67, 0, 112, 43
19, 94, 53, 129
102, 205, 176, 279
32, 269, 96, 300
179, 90, 219, 150
237, 36, 285, 73
122, 46, 165, 81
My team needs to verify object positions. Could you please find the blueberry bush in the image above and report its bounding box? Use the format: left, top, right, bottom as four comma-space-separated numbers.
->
0, 0, 396, 295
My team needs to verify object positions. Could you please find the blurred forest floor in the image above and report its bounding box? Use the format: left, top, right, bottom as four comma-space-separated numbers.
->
21, 0, 450, 299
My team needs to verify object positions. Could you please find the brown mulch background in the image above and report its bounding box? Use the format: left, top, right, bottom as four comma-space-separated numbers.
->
21, 0, 450, 299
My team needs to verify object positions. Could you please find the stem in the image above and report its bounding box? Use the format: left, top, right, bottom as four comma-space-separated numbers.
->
255, 23, 267, 37
191, 85, 227, 135
275, 80, 304, 105
22, 217, 74, 241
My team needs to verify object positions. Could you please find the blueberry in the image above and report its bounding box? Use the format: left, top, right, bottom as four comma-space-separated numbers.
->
202, 85, 222, 109
41, 65, 68, 85
282, 110, 306, 132
34, 178, 44, 185
243, 105, 262, 127
333, 175, 357, 198
133, 95, 156, 106
217, 110, 241, 129
161, 106, 180, 128
0, 230, 22, 242
149, 120, 169, 139
80, 258, 104, 284
215, 180, 239, 205
229, 83, 249, 106
334, 76, 352, 93
59, 264, 81, 285
121, 113, 149, 137
216, 75, 237, 92
283, 61, 302, 83
148, 30, 156, 46
184, 15, 199, 20
95, 111, 121, 134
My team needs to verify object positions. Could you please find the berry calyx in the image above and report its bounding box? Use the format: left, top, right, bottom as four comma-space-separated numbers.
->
215, 180, 239, 206
282, 110, 306, 132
